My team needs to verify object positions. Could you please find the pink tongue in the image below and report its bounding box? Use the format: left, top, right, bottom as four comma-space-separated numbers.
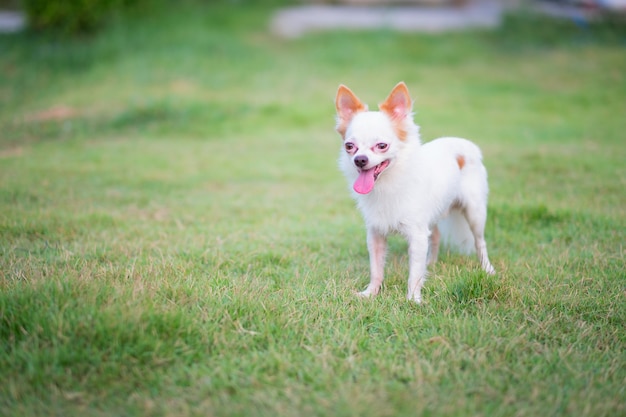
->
353, 169, 376, 194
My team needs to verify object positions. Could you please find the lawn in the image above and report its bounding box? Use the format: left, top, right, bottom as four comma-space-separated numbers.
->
1, 2, 625, 416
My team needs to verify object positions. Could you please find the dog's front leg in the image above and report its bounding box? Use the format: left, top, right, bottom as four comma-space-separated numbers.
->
360, 228, 387, 297
406, 231, 429, 303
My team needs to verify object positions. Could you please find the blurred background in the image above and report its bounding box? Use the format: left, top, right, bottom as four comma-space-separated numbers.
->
1, 0, 624, 146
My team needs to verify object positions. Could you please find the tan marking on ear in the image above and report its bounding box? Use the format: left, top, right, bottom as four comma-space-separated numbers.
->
379, 82, 412, 141
456, 155, 465, 170
379, 82, 411, 119
396, 126, 408, 141
335, 84, 366, 139
336, 122, 347, 139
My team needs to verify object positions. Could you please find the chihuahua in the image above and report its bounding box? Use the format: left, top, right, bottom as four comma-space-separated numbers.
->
335, 82, 495, 303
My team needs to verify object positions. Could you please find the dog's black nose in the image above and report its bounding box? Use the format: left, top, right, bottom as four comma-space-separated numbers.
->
354, 155, 368, 168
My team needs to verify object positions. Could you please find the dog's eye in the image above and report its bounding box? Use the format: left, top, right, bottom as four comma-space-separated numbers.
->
344, 142, 356, 153
376, 143, 389, 151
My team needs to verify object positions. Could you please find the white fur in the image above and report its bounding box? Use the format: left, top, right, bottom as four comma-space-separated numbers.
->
336, 83, 495, 303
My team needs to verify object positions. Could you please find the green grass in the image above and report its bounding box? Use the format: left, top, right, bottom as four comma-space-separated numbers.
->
1, 2, 625, 416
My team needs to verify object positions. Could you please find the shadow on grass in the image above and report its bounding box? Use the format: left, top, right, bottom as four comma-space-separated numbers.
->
2, 97, 325, 148
448, 271, 501, 307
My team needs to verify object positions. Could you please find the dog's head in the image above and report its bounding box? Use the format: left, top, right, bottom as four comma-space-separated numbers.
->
335, 82, 416, 194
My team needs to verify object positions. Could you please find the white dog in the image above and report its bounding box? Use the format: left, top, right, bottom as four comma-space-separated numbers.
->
335, 82, 495, 303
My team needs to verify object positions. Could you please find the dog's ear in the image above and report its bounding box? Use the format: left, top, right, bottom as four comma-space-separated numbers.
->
379, 82, 412, 120
335, 85, 367, 138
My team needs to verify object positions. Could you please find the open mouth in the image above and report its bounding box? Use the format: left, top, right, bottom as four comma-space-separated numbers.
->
353, 160, 390, 194
372, 159, 390, 180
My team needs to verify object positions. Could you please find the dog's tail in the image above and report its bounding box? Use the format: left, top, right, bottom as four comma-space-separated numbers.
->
437, 209, 475, 255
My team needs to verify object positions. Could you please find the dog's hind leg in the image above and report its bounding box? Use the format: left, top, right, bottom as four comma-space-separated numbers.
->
463, 203, 495, 275
427, 225, 440, 266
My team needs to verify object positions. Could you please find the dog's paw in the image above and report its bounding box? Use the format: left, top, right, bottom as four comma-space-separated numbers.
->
356, 287, 378, 298
407, 292, 422, 304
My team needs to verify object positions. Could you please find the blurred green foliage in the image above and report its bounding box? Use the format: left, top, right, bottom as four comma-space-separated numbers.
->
22, 0, 145, 34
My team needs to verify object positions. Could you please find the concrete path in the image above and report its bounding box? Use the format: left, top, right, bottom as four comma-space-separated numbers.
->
271, 1, 504, 38
0, 11, 24, 33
